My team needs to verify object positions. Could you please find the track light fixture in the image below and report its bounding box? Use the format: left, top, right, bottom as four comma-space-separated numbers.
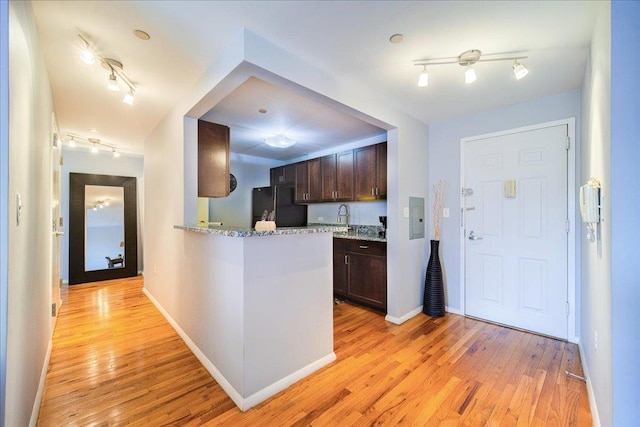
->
78, 34, 137, 105
414, 49, 528, 86
64, 133, 123, 158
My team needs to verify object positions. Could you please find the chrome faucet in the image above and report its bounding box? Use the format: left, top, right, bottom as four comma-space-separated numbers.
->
337, 204, 350, 229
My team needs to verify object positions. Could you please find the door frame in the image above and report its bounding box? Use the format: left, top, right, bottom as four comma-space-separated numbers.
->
459, 118, 577, 342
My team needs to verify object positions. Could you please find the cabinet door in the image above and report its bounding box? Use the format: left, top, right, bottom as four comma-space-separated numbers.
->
336, 150, 354, 201
295, 162, 308, 203
375, 143, 387, 198
321, 154, 337, 201
198, 120, 230, 198
270, 166, 283, 187
307, 158, 322, 202
354, 145, 377, 201
347, 252, 387, 311
333, 246, 348, 297
283, 164, 296, 185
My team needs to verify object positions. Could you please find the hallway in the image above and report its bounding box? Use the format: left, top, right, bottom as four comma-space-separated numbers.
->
37, 277, 591, 425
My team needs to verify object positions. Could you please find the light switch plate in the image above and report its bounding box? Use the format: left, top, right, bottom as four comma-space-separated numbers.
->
403, 207, 409, 218
443, 208, 450, 218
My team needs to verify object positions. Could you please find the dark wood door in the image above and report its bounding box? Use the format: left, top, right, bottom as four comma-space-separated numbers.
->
295, 162, 308, 203
336, 150, 354, 201
375, 143, 387, 198
333, 240, 348, 297
307, 158, 322, 202
198, 120, 230, 198
347, 252, 387, 311
321, 154, 337, 201
354, 145, 377, 201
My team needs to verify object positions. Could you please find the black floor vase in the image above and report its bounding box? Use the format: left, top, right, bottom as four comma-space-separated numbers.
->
423, 240, 445, 317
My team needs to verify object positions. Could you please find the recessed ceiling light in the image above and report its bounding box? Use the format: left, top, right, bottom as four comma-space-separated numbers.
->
258, 108, 267, 114
133, 30, 150, 41
389, 34, 404, 44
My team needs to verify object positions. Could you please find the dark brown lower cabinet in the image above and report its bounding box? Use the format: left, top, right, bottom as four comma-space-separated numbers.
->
333, 238, 387, 312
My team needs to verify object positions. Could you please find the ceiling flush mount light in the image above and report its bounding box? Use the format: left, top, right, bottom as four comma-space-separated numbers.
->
78, 34, 138, 105
413, 49, 528, 86
417, 65, 429, 87
264, 134, 296, 148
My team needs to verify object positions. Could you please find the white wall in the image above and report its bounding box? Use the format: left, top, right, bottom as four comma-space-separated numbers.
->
60, 148, 144, 281
610, 4, 640, 424
0, 0, 9, 422
144, 28, 429, 363
579, 3, 611, 426
85, 225, 124, 271
6, 1, 55, 425
428, 90, 581, 314
208, 153, 272, 227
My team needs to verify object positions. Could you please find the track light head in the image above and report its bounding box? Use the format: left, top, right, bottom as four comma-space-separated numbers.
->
80, 48, 95, 64
465, 67, 477, 84
513, 60, 529, 80
417, 66, 429, 87
91, 143, 99, 154
112, 148, 121, 158
107, 72, 119, 91
68, 137, 76, 148
122, 90, 134, 106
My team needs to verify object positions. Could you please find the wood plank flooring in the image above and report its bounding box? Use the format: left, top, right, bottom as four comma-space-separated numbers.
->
38, 276, 592, 426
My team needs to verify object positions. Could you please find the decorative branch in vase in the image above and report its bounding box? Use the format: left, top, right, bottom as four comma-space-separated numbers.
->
432, 180, 447, 241
424, 179, 447, 317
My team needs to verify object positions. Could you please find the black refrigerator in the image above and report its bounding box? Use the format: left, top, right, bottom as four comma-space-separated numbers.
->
251, 185, 307, 227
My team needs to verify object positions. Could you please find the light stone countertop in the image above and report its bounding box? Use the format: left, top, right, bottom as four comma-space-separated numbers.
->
174, 224, 347, 237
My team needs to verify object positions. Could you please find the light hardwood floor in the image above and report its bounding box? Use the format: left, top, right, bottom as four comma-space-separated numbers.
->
38, 276, 592, 426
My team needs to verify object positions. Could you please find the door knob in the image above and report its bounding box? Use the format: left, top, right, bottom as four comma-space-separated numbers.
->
468, 231, 483, 240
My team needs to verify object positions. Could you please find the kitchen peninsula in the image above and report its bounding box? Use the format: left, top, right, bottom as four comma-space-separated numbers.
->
170, 223, 345, 411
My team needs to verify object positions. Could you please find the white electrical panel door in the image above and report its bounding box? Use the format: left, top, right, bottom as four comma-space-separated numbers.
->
464, 124, 568, 339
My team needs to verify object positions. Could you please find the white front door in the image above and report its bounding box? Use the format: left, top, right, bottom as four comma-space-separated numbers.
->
463, 124, 568, 339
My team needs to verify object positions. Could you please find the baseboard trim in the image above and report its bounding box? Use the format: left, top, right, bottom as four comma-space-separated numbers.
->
29, 339, 52, 427
385, 306, 423, 324
577, 339, 601, 427
445, 306, 464, 316
242, 352, 336, 411
142, 287, 336, 412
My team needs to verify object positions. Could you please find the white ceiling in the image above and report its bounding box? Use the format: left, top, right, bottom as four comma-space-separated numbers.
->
31, 1, 598, 158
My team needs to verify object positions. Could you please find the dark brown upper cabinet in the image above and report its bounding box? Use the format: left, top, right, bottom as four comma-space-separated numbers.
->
295, 159, 322, 203
198, 120, 230, 198
354, 142, 387, 201
270, 163, 297, 187
321, 151, 354, 202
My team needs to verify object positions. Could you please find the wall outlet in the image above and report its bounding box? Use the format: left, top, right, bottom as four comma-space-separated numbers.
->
318, 217, 324, 222
443, 208, 450, 218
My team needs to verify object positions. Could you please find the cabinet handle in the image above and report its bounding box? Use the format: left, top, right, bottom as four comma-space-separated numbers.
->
344, 255, 349, 264
359, 245, 369, 249
372, 188, 375, 196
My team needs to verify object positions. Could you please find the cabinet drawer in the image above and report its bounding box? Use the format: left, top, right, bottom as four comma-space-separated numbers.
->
340, 239, 386, 256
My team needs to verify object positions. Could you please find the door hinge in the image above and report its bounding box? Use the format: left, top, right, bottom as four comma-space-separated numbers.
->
565, 220, 570, 233
566, 302, 570, 317
565, 136, 570, 150
51, 303, 57, 317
